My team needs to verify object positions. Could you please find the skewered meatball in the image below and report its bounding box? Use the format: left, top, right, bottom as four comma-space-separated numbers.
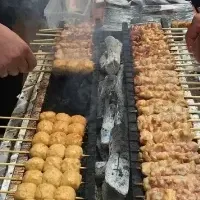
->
37, 120, 53, 134
61, 158, 81, 173
25, 157, 44, 171
54, 186, 76, 200
43, 157, 62, 172
49, 132, 67, 146
32, 132, 50, 146
43, 168, 62, 187
68, 123, 85, 137
30, 143, 48, 159
22, 170, 43, 185
47, 144, 65, 159
40, 111, 56, 123
71, 115, 86, 126
53, 121, 68, 134
60, 171, 82, 190
14, 183, 36, 200
65, 145, 83, 159
65, 134, 83, 147
56, 113, 71, 124
35, 183, 56, 199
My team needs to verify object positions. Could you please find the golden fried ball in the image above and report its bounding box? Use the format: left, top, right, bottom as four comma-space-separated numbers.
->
47, 144, 65, 159
25, 157, 44, 171
56, 113, 71, 124
60, 171, 82, 190
65, 145, 83, 159
30, 143, 48, 159
65, 133, 83, 147
68, 123, 85, 137
49, 132, 67, 146
35, 183, 56, 199
54, 186, 76, 200
43, 156, 62, 172
15, 183, 36, 200
52, 121, 69, 134
53, 59, 66, 68
61, 158, 81, 173
42, 168, 62, 187
22, 170, 43, 185
40, 111, 56, 123
32, 132, 50, 146
37, 120, 53, 134
71, 115, 86, 126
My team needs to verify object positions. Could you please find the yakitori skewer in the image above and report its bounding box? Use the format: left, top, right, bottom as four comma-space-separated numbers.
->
188, 103, 200, 106
0, 177, 22, 181
0, 126, 36, 130
39, 28, 63, 32
36, 33, 60, 37
164, 32, 186, 35
37, 63, 53, 67
178, 74, 200, 77
162, 27, 187, 30
32, 70, 52, 73
175, 59, 195, 62
0, 162, 87, 169
0, 138, 32, 142
175, 68, 198, 72
30, 42, 56, 46
171, 52, 193, 55
188, 119, 200, 122
33, 39, 55, 42
0, 190, 84, 199
0, 116, 38, 121
34, 52, 54, 55
184, 96, 200, 99
180, 81, 200, 85
36, 58, 54, 61
166, 35, 185, 38
183, 87, 200, 90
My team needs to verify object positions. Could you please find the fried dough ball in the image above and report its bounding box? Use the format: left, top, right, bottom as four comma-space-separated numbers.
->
65, 145, 83, 159
65, 133, 83, 147
15, 183, 36, 200
60, 171, 82, 190
25, 157, 44, 171
53, 59, 66, 69
68, 123, 85, 137
71, 115, 86, 126
32, 132, 50, 146
35, 183, 56, 199
47, 144, 65, 159
22, 170, 43, 185
43, 168, 62, 187
61, 158, 81, 173
30, 143, 48, 159
54, 186, 76, 200
37, 120, 53, 134
40, 111, 56, 123
49, 132, 67, 146
43, 156, 62, 171
56, 113, 71, 124
53, 121, 68, 134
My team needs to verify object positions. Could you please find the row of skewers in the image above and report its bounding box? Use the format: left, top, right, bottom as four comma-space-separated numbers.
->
131, 23, 200, 200
3, 111, 87, 200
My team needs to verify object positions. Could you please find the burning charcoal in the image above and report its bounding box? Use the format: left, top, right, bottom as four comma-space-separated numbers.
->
100, 103, 116, 147
99, 36, 122, 75
104, 153, 129, 198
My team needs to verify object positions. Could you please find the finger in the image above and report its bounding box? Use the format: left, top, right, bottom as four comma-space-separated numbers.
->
0, 66, 8, 78
26, 47, 37, 71
7, 64, 19, 76
186, 14, 200, 51
18, 58, 29, 74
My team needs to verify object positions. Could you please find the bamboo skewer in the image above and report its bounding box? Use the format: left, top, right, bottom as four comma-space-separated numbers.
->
166, 35, 185, 38
178, 74, 200, 77
164, 32, 185, 35
183, 87, 200, 91
0, 177, 22, 181
175, 68, 198, 72
36, 58, 54, 61
30, 42, 56, 46
162, 27, 187, 30
175, 59, 195, 62
39, 28, 63, 32
0, 138, 32, 142
169, 44, 187, 47
175, 63, 199, 67
32, 70, 52, 73
171, 52, 193, 55
34, 52, 54, 55
185, 96, 200, 99
36, 33, 60, 37
180, 81, 200, 85
0, 126, 36, 130
0, 116, 38, 121
37, 63, 53, 67
33, 39, 55, 42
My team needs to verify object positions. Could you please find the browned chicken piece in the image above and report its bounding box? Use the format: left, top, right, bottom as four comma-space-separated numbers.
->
146, 188, 176, 200
143, 174, 200, 192
140, 128, 194, 145
134, 75, 179, 85
136, 99, 188, 108
141, 142, 198, 153
137, 103, 188, 115
139, 70, 178, 78
136, 90, 185, 101
137, 112, 189, 131
141, 151, 200, 163
146, 188, 200, 200
142, 160, 200, 176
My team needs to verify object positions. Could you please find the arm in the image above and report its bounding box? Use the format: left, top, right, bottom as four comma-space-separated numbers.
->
0, 23, 36, 77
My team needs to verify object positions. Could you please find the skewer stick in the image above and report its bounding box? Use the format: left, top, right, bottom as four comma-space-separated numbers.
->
189, 111, 200, 114
36, 33, 60, 37
30, 42, 56, 46
37, 58, 54, 61
162, 27, 187, 30
0, 126, 36, 130
0, 163, 24, 167
188, 119, 200, 122
0, 177, 22, 181
164, 32, 185, 35
188, 103, 200, 106
166, 35, 185, 38
185, 96, 200, 99
169, 43, 186, 47
33, 39, 55, 42
180, 81, 200, 85
39, 28, 63, 31
37, 63, 53, 67
171, 52, 193, 55
183, 87, 200, 90
34, 52, 54, 55
0, 138, 32, 142
191, 128, 200, 131
175, 59, 195, 62
178, 74, 200, 77
175, 68, 198, 72
0, 116, 38, 121
32, 70, 52, 73
176, 63, 199, 67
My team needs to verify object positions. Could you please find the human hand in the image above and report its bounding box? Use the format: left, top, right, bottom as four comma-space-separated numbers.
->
186, 14, 200, 63
0, 23, 36, 78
